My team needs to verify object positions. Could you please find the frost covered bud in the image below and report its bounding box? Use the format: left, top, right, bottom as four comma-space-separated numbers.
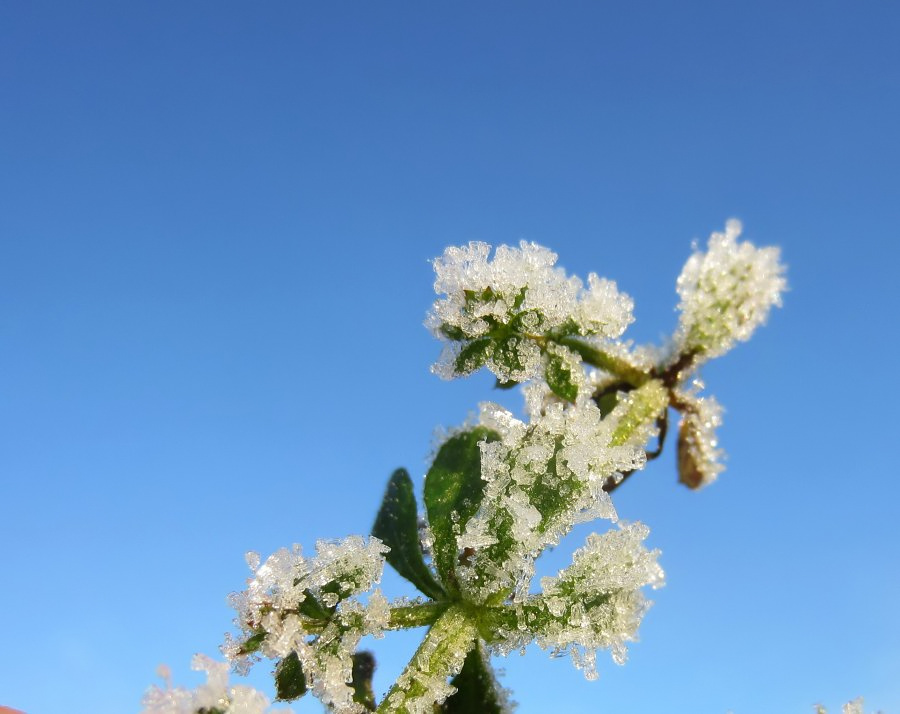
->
676, 395, 725, 489
427, 241, 633, 384
675, 220, 786, 359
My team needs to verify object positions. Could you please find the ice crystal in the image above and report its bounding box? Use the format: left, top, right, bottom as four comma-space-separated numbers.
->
455, 397, 648, 603
141, 654, 291, 714
428, 240, 633, 382
675, 219, 786, 359
676, 394, 725, 489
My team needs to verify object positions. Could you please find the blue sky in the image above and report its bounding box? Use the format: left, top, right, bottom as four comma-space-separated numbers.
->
1, 2, 898, 712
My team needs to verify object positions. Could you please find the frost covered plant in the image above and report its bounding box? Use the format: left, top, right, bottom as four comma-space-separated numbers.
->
146, 221, 786, 713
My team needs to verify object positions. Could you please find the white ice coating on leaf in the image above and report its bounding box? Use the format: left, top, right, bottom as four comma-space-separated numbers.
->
677, 393, 725, 489
675, 219, 786, 359
455, 397, 648, 603
427, 240, 634, 382
297, 591, 391, 714
487, 523, 663, 681
223, 536, 388, 674
141, 654, 292, 714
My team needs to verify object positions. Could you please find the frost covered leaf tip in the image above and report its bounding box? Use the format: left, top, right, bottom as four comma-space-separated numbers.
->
427, 241, 633, 389
222, 536, 392, 714
675, 219, 786, 359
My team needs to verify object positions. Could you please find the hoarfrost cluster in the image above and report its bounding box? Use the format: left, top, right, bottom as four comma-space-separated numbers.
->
141, 656, 291, 714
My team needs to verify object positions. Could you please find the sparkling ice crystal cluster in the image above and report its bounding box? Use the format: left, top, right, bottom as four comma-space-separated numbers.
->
144, 221, 786, 713
141, 656, 291, 714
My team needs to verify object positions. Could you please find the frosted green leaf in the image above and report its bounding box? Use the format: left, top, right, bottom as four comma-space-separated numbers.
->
372, 468, 446, 600
350, 651, 377, 712
275, 652, 307, 701
453, 337, 493, 375
543, 343, 583, 402
424, 427, 500, 596
441, 644, 510, 714
297, 593, 391, 714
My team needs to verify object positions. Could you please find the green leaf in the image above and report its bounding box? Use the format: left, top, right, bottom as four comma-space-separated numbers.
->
439, 323, 467, 341
494, 378, 519, 390
557, 336, 649, 387
237, 630, 267, 656
610, 380, 668, 447
274, 651, 307, 701
507, 308, 544, 334
511, 286, 528, 310
351, 651, 377, 711
592, 382, 631, 418
492, 335, 527, 374
455, 337, 493, 374
372, 468, 446, 600
424, 427, 500, 595
297, 589, 333, 621
441, 643, 505, 713
544, 351, 578, 402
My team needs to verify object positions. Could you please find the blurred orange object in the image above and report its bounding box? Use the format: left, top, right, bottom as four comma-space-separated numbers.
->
0, 707, 25, 714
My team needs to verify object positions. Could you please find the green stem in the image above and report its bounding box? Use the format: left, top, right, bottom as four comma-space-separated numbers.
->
557, 336, 650, 387
377, 605, 478, 713
610, 379, 669, 447
387, 601, 449, 630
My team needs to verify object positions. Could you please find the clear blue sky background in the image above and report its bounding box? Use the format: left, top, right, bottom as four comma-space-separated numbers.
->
1, 2, 898, 712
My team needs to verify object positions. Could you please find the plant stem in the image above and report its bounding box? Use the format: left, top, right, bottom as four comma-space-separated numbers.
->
387, 601, 449, 630
377, 605, 478, 713
558, 336, 650, 387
